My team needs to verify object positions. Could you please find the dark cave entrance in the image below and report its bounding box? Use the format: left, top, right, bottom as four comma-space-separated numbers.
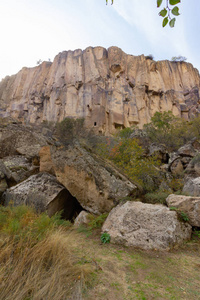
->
47, 189, 84, 222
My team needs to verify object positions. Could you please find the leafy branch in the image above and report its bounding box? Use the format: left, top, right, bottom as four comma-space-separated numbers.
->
106, 0, 181, 28
157, 0, 181, 27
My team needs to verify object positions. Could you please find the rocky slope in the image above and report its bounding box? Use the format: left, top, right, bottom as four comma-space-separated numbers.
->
0, 46, 199, 134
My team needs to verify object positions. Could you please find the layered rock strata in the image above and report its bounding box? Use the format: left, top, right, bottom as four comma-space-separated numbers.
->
0, 47, 199, 134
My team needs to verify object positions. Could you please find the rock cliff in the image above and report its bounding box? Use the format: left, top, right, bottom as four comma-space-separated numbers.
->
0, 46, 199, 133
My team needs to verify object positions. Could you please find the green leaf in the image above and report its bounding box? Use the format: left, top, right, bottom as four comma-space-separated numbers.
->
169, 0, 180, 5
171, 6, 180, 16
157, 0, 163, 8
162, 17, 169, 27
159, 8, 167, 17
169, 18, 176, 28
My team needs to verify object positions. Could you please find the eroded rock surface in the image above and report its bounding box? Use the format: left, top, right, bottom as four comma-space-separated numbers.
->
39, 144, 138, 214
183, 177, 200, 197
74, 211, 91, 227
166, 194, 200, 227
102, 201, 191, 250
0, 124, 47, 159
0, 46, 199, 134
2, 172, 82, 219
0, 156, 38, 185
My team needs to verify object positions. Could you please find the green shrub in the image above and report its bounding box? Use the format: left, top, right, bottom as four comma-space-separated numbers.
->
169, 207, 189, 222
101, 232, 111, 244
193, 229, 200, 239
0, 205, 71, 244
88, 213, 108, 229
56, 117, 85, 145
97, 137, 161, 192
144, 191, 170, 205
144, 111, 196, 151
168, 177, 184, 192
180, 211, 189, 222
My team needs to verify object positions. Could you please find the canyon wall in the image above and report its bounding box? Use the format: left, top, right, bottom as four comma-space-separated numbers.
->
0, 46, 199, 134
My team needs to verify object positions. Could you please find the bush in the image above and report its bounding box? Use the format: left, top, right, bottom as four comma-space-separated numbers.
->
144, 191, 170, 205
0, 205, 71, 243
171, 56, 187, 62
145, 54, 154, 60
56, 117, 85, 145
97, 135, 161, 192
144, 111, 196, 151
88, 213, 108, 230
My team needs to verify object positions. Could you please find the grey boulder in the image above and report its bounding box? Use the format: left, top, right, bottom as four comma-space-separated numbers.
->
102, 201, 191, 250
2, 172, 82, 219
166, 194, 200, 227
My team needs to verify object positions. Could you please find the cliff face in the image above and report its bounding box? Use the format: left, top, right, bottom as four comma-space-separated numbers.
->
0, 46, 199, 133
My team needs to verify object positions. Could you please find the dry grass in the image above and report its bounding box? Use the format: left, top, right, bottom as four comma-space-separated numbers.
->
0, 230, 94, 300
0, 205, 95, 300
0, 206, 200, 300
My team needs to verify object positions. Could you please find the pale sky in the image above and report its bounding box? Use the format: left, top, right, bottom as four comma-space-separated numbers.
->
0, 0, 199, 81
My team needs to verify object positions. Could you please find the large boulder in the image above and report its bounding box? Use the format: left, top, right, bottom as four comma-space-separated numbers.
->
166, 194, 200, 227
39, 144, 138, 214
177, 143, 197, 157
183, 177, 200, 196
2, 172, 82, 219
102, 201, 191, 250
148, 144, 168, 163
0, 156, 38, 185
184, 154, 200, 177
0, 124, 47, 159
74, 211, 91, 227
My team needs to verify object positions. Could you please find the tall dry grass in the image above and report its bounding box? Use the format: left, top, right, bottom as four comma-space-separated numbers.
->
0, 206, 94, 300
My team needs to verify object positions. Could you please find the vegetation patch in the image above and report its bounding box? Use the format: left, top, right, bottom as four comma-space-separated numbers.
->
0, 205, 95, 300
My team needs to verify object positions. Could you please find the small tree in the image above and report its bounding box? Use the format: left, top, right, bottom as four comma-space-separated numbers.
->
97, 131, 161, 192
36, 59, 42, 65
144, 111, 196, 151
145, 54, 154, 60
171, 56, 187, 62
56, 117, 85, 145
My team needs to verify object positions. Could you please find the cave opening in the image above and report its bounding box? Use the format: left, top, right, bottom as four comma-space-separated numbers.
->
47, 189, 84, 222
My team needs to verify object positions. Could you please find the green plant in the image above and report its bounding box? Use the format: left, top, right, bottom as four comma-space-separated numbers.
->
88, 213, 108, 230
171, 56, 187, 62
169, 206, 177, 211
107, 0, 182, 28
193, 229, 200, 239
169, 207, 189, 222
101, 232, 111, 244
0, 205, 72, 243
97, 136, 161, 192
144, 191, 170, 204
180, 211, 189, 222
144, 111, 195, 151
145, 54, 154, 60
168, 177, 184, 192
56, 117, 85, 145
